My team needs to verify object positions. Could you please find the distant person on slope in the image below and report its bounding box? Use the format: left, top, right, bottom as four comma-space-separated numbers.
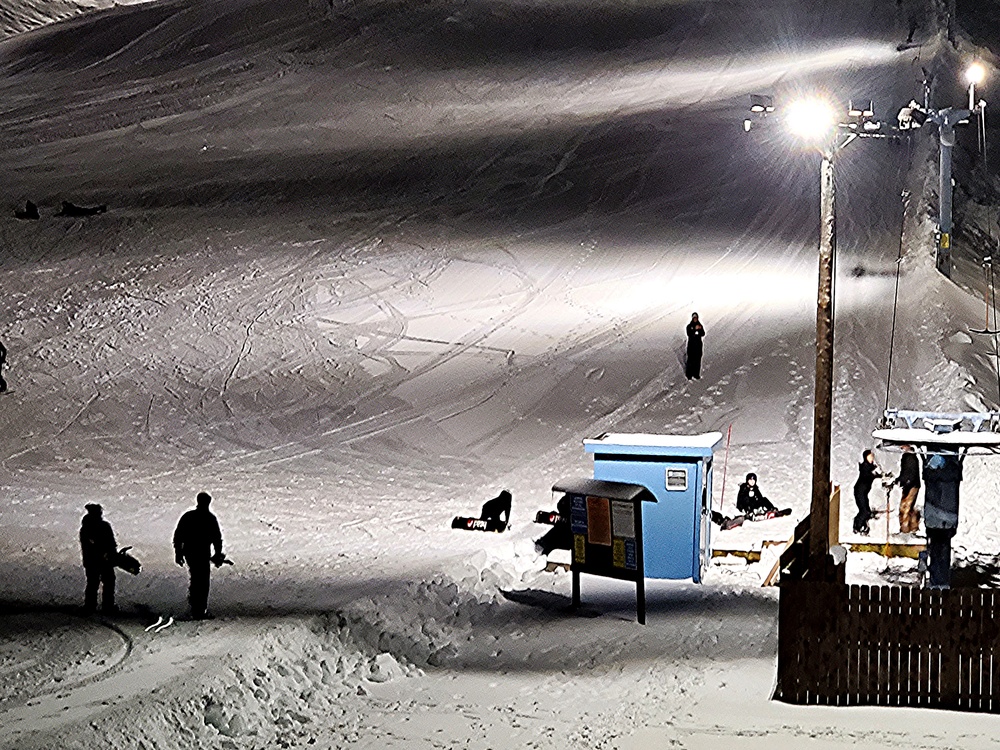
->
853, 449, 886, 535
80, 503, 117, 614
897, 0, 926, 44
736, 473, 777, 519
897, 444, 921, 534
0, 339, 7, 392
685, 313, 705, 380
173, 492, 226, 620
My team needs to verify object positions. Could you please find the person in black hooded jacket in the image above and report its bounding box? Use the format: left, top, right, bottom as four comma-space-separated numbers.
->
173, 492, 225, 619
80, 503, 117, 613
853, 449, 885, 535
736, 473, 777, 518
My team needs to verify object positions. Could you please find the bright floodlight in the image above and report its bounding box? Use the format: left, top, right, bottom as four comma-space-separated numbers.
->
787, 98, 836, 141
966, 62, 986, 86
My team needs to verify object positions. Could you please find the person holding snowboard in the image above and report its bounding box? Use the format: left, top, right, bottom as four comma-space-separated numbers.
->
173, 491, 226, 620
736, 473, 778, 519
897, 444, 921, 534
853, 449, 886, 535
80, 503, 117, 614
685, 313, 705, 380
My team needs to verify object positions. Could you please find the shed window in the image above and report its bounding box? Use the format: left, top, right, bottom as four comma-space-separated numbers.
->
665, 468, 688, 491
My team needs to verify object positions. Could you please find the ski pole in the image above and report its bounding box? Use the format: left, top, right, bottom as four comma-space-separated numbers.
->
717, 423, 732, 512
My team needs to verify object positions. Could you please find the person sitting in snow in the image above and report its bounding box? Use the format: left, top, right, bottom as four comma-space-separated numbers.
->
535, 493, 572, 554
480, 490, 512, 530
735, 473, 777, 519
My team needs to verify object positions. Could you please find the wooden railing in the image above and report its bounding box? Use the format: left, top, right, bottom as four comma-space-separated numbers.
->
775, 520, 1000, 712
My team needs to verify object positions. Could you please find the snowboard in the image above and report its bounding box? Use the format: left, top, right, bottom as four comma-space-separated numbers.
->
115, 546, 141, 575
747, 507, 792, 521
534, 510, 563, 525
451, 516, 507, 532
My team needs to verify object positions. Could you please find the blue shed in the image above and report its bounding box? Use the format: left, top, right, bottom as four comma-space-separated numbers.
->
583, 431, 723, 582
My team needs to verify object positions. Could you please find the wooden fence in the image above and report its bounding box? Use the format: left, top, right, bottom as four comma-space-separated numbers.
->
776, 524, 1000, 712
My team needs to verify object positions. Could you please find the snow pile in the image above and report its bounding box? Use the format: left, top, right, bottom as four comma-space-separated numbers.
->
38, 615, 416, 750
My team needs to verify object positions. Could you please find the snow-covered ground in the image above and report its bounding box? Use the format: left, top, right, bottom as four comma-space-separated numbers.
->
3, 0, 1000, 747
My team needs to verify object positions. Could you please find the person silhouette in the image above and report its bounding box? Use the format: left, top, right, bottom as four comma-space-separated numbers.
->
0, 339, 7, 392
80, 504, 117, 613
479, 490, 512, 530
173, 492, 225, 619
685, 313, 705, 380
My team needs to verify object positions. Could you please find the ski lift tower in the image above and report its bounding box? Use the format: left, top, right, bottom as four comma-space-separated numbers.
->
897, 62, 988, 277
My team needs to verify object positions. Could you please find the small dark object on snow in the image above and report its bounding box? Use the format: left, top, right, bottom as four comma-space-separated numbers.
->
711, 510, 746, 530
115, 546, 142, 575
14, 200, 39, 220
57, 201, 108, 217
210, 551, 234, 567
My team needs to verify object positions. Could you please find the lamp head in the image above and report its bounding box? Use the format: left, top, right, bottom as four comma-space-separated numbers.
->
787, 97, 837, 142
966, 62, 986, 86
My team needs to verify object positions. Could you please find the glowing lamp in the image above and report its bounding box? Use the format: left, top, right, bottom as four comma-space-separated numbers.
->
787, 98, 836, 141
966, 62, 986, 86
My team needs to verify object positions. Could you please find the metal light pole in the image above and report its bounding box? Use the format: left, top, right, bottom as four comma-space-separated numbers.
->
932, 107, 970, 276
916, 64, 988, 277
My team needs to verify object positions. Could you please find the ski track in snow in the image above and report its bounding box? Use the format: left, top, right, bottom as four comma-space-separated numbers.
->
4, 0, 1000, 747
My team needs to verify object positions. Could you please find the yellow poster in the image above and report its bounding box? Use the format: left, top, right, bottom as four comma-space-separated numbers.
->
613, 538, 626, 568
573, 534, 586, 564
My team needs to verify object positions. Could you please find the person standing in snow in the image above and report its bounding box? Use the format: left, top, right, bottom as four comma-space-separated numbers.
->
897, 444, 921, 534
0, 339, 7, 392
735, 473, 777, 518
853, 449, 885, 535
173, 492, 225, 620
685, 313, 705, 380
80, 503, 117, 614
922, 451, 963, 588
897, 0, 926, 43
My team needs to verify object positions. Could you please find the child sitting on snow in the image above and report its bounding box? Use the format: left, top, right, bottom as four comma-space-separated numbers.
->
736, 473, 779, 520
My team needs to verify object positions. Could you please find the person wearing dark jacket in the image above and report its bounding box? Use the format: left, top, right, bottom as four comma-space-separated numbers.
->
853, 449, 885, 535
685, 313, 705, 380
80, 503, 117, 613
922, 451, 964, 588
897, 444, 921, 533
535, 493, 572, 555
173, 492, 225, 619
0, 339, 7, 393
736, 473, 777, 518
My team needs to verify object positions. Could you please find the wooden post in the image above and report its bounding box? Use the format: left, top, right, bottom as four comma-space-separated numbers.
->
809, 147, 836, 574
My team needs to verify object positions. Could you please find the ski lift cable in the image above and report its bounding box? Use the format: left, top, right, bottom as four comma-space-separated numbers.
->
883, 189, 908, 414
991, 261, 1000, 406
